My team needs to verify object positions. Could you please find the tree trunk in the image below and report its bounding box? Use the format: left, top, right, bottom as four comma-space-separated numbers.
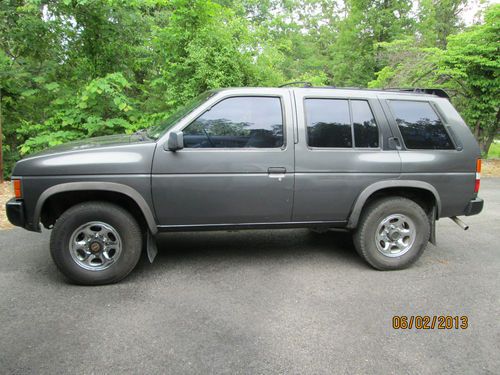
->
0, 89, 3, 183
482, 109, 500, 156
480, 133, 495, 157
475, 108, 499, 157
474, 119, 481, 139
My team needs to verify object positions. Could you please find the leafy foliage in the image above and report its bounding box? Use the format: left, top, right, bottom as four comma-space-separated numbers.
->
439, 5, 500, 154
369, 4, 499, 155
1, 0, 499, 178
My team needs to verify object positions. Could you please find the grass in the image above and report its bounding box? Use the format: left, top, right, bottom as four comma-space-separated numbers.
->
487, 141, 500, 159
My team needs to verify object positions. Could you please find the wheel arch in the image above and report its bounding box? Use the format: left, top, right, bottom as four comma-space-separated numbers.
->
35, 182, 158, 234
347, 180, 441, 229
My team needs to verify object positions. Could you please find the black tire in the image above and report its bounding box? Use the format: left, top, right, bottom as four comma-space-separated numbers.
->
353, 197, 430, 270
50, 201, 142, 285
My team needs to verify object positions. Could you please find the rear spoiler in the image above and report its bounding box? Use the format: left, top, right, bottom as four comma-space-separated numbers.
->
383, 88, 450, 99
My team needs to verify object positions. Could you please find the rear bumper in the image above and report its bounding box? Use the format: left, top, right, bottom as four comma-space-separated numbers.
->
6, 198, 26, 228
465, 197, 484, 216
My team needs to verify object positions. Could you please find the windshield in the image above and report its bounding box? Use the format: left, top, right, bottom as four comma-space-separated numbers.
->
146, 91, 215, 139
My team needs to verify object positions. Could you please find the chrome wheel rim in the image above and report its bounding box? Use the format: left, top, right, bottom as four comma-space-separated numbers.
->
69, 221, 122, 271
375, 214, 416, 257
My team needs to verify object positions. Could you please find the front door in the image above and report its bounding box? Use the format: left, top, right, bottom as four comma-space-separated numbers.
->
152, 89, 295, 228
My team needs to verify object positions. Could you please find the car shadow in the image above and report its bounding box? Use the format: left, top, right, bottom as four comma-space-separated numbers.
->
131, 228, 366, 278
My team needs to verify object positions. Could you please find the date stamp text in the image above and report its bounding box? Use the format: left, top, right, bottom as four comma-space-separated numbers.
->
392, 315, 468, 330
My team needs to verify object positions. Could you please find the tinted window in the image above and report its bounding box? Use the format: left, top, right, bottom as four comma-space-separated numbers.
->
389, 100, 454, 150
147, 91, 214, 139
183, 97, 283, 148
352, 100, 379, 148
305, 99, 352, 148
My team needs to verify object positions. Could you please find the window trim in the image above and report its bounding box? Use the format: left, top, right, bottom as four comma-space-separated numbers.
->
303, 97, 381, 150
386, 99, 458, 151
181, 95, 287, 150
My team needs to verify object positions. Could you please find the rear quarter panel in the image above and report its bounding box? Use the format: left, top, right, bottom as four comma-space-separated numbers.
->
380, 95, 481, 218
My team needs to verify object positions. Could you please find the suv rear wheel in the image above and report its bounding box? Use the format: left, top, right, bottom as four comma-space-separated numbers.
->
50, 202, 142, 285
353, 197, 430, 270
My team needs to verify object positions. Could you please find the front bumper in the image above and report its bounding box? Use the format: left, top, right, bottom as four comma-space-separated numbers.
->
465, 197, 484, 216
6, 198, 26, 228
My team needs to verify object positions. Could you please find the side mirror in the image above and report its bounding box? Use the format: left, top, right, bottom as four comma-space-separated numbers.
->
166, 131, 184, 151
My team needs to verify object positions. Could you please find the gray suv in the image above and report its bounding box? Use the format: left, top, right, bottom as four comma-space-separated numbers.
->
6, 87, 484, 285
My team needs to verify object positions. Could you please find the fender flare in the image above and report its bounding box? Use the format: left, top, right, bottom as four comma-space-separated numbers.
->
347, 180, 441, 229
34, 182, 158, 234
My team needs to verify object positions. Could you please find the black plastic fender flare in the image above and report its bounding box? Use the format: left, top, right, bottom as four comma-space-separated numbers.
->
34, 182, 158, 234
347, 180, 441, 229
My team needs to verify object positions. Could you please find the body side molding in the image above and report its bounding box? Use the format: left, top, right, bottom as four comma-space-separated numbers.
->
157, 220, 347, 232
347, 180, 441, 229
34, 182, 158, 234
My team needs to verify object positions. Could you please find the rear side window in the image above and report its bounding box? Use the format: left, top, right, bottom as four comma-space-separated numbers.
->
304, 99, 379, 148
305, 99, 352, 148
388, 100, 454, 150
183, 96, 284, 148
352, 100, 379, 148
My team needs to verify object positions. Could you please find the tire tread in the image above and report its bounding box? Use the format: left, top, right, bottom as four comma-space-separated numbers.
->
354, 196, 430, 270
50, 201, 142, 285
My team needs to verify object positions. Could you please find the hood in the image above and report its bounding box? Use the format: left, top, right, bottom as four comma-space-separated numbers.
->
27, 133, 139, 158
13, 133, 157, 176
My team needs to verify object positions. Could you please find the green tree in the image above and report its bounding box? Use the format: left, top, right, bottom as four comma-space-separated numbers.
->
1, 0, 499, 178
370, 4, 500, 155
440, 4, 499, 154
327, 0, 414, 86
417, 0, 467, 48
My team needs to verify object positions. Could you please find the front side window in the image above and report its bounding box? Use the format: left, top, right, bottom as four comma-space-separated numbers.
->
389, 100, 454, 150
183, 96, 284, 148
305, 99, 352, 147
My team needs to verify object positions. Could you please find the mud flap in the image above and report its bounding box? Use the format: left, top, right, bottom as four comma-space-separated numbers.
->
429, 206, 437, 245
146, 230, 158, 263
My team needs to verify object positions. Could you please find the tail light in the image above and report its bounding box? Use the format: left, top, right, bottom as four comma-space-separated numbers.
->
12, 179, 22, 199
474, 159, 481, 193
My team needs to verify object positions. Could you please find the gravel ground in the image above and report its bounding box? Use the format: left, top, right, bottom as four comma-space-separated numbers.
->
483, 159, 500, 177
0, 182, 13, 230
0, 179, 499, 374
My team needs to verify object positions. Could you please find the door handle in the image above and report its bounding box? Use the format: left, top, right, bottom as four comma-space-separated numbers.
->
268, 167, 286, 181
268, 167, 286, 174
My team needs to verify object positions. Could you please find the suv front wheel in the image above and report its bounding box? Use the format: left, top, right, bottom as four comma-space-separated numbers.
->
50, 202, 142, 285
353, 197, 430, 270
